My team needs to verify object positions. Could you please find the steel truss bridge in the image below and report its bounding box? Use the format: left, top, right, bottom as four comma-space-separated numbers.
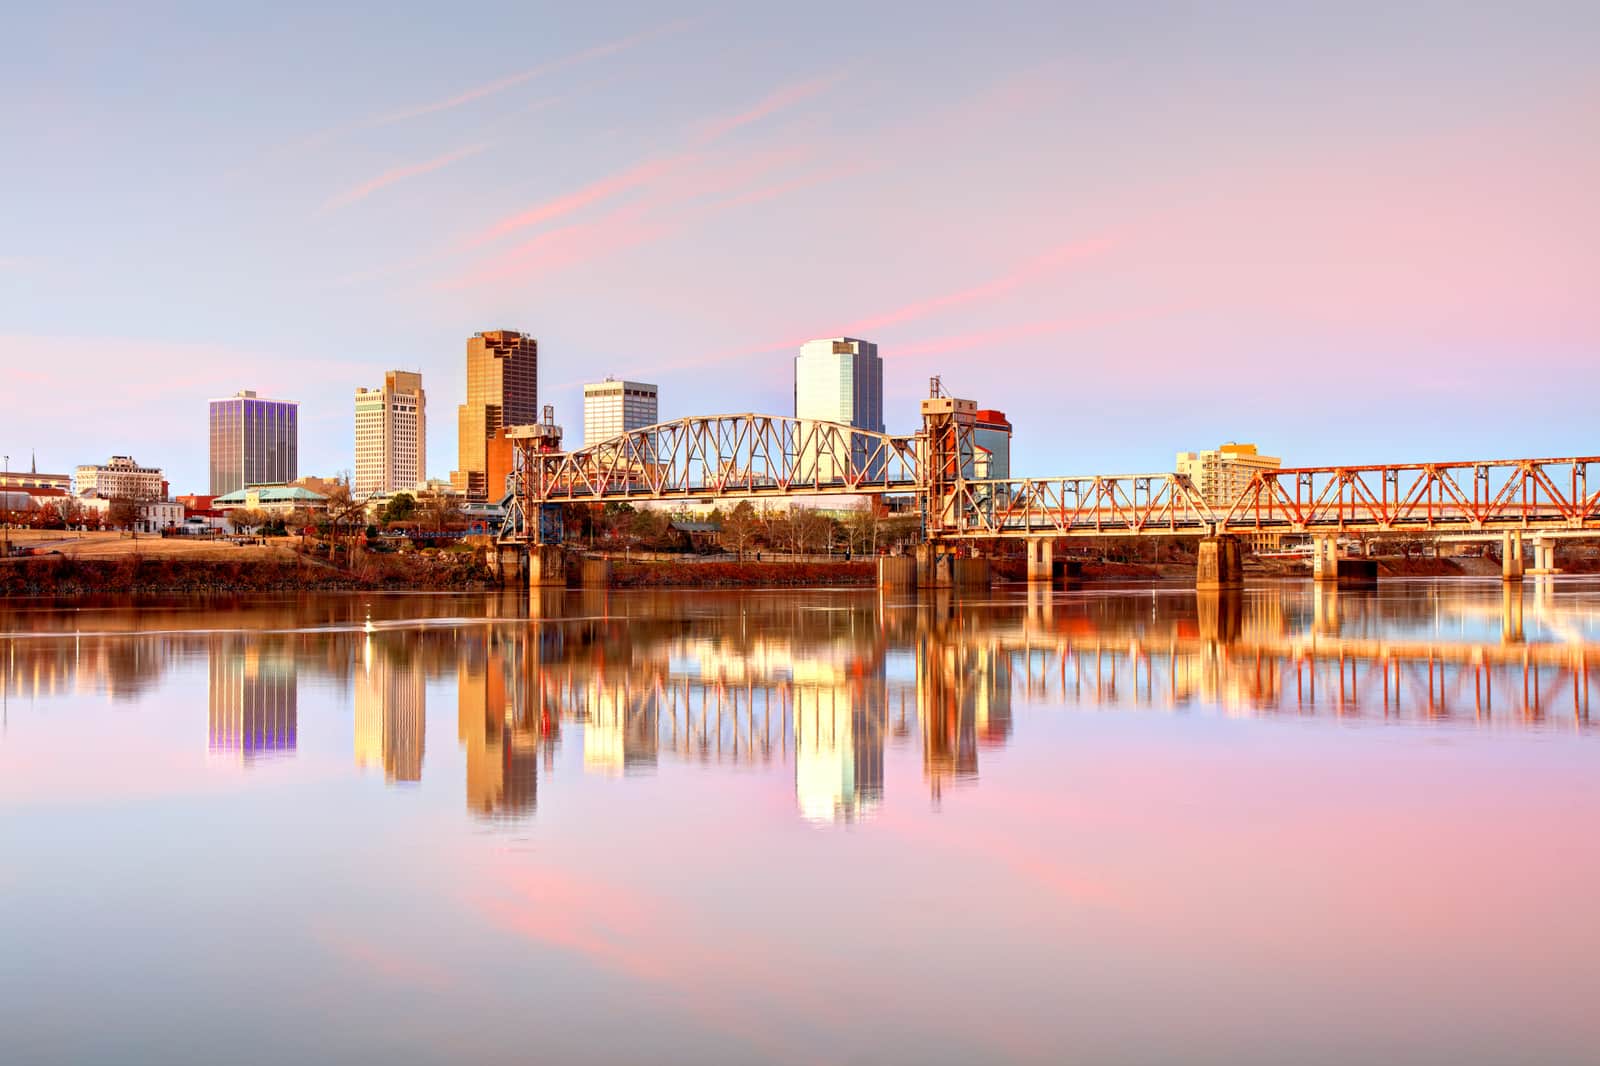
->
506, 391, 1600, 543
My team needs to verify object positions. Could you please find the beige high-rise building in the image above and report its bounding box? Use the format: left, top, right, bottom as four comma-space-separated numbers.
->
354, 370, 426, 498
74, 456, 166, 500
582, 378, 658, 445
1176, 442, 1283, 552
1175, 442, 1281, 509
451, 330, 537, 501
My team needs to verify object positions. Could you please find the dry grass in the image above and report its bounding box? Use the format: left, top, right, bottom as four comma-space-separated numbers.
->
4, 529, 302, 561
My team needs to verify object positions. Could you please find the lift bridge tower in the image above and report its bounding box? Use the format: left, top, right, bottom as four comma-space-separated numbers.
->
504, 406, 569, 586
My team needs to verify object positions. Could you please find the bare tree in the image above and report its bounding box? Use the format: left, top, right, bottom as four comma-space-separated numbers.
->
419, 490, 465, 535
718, 500, 760, 559
843, 504, 882, 555
108, 496, 143, 535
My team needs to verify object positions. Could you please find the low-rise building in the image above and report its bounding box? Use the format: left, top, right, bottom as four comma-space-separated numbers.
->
76, 495, 184, 533
0, 466, 71, 493
212, 485, 330, 516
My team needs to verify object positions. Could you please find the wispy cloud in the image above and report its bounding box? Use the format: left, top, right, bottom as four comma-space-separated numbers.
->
841, 235, 1119, 335
888, 303, 1190, 360
463, 156, 683, 249
375, 17, 698, 127
235, 18, 694, 174
690, 73, 844, 146
460, 73, 846, 251
322, 143, 488, 212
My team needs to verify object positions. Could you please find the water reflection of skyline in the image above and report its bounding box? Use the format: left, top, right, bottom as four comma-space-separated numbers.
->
2, 580, 1596, 823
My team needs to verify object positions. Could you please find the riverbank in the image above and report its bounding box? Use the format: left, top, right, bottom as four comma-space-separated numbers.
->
0, 554, 497, 596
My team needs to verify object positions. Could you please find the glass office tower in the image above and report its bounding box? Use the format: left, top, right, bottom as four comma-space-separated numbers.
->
209, 390, 299, 495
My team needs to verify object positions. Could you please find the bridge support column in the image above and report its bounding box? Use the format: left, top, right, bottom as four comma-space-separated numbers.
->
1026, 538, 1054, 583
1502, 532, 1524, 582
1528, 537, 1559, 575
953, 556, 991, 592
915, 543, 953, 589
1312, 536, 1339, 582
578, 557, 610, 588
528, 544, 568, 588
1195, 535, 1243, 590
878, 555, 916, 592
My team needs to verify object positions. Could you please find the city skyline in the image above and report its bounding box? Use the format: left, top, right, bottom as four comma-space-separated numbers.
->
3, 4, 1597, 495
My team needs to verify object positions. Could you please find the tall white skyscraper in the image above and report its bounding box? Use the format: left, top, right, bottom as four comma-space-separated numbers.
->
583, 378, 659, 445
354, 371, 426, 498
795, 338, 885, 480
794, 338, 884, 432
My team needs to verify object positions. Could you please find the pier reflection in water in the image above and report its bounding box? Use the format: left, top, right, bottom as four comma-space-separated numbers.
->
3, 580, 1600, 1064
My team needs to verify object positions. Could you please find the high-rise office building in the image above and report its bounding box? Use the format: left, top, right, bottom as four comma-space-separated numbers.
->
452, 330, 537, 501
795, 337, 885, 480
208, 390, 299, 496
794, 338, 884, 431
582, 378, 658, 445
354, 370, 426, 498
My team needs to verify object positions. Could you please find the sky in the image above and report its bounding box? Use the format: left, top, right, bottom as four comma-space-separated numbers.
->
2, 0, 1597, 494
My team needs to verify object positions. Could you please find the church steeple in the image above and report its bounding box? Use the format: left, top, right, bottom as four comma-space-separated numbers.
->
31, 450, 37, 474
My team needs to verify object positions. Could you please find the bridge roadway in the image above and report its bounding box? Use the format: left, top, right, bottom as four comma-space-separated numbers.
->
509, 412, 1600, 542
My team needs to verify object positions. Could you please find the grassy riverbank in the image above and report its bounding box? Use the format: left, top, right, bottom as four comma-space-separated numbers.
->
0, 553, 497, 596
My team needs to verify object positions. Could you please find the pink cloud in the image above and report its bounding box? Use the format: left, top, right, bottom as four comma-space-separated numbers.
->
690, 73, 845, 146
462, 156, 685, 249
460, 74, 843, 251
842, 234, 1119, 335
322, 143, 488, 212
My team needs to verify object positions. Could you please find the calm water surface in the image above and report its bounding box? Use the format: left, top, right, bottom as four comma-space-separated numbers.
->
3, 579, 1598, 1065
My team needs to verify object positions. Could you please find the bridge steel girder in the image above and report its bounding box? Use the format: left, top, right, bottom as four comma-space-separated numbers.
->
512, 412, 1600, 543
934, 456, 1600, 540
514, 413, 921, 506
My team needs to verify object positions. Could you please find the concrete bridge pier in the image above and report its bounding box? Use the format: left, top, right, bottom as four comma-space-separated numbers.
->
878, 555, 917, 592
1195, 535, 1243, 590
1312, 536, 1339, 583
912, 544, 990, 592
1502, 532, 1525, 582
915, 544, 952, 589
528, 544, 567, 588
1528, 536, 1560, 575
578, 557, 611, 588
1026, 538, 1054, 583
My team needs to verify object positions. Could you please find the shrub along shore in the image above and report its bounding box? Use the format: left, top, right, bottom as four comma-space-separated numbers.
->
0, 553, 497, 597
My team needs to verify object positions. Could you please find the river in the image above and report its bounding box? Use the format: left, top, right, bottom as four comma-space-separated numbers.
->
2, 578, 1598, 1064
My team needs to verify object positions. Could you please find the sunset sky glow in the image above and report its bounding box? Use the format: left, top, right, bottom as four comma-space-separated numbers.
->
3, 1, 1597, 491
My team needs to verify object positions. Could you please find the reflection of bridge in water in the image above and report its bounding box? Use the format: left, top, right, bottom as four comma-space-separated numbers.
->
2, 582, 1594, 825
